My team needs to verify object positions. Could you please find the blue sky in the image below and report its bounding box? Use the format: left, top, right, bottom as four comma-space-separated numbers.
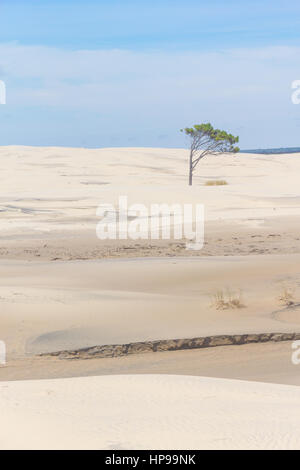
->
1, 0, 300, 148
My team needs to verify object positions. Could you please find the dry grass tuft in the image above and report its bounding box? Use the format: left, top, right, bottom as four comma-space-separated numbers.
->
205, 180, 228, 186
277, 284, 295, 306
211, 288, 245, 310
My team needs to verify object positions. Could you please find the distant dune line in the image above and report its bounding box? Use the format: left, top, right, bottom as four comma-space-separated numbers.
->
39, 331, 300, 360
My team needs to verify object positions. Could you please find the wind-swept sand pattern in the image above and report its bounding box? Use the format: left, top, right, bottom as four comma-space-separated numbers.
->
1, 341, 300, 386
1, 254, 300, 362
1, 375, 300, 450
1, 146, 300, 449
1, 147, 300, 261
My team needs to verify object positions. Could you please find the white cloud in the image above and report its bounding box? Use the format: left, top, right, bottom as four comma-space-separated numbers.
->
1, 43, 300, 147
0, 43, 299, 106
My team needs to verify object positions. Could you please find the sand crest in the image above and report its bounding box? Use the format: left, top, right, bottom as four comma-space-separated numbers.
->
1, 374, 300, 450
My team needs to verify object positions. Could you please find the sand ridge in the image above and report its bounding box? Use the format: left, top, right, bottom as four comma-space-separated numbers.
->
1, 254, 300, 362
1, 374, 300, 450
1, 146, 300, 261
1, 146, 300, 449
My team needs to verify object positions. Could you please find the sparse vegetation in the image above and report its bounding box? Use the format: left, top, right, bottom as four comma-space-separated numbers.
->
277, 284, 295, 306
181, 123, 239, 186
211, 288, 245, 310
205, 180, 228, 186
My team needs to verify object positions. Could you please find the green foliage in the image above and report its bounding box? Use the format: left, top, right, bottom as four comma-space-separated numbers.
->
181, 123, 239, 185
180, 123, 239, 153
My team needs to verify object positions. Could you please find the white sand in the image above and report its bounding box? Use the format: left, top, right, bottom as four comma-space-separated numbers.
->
1, 146, 300, 449
2, 341, 299, 386
1, 254, 300, 360
1, 374, 300, 450
1, 146, 300, 239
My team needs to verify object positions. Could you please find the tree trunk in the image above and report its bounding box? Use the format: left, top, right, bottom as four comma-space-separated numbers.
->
189, 150, 193, 186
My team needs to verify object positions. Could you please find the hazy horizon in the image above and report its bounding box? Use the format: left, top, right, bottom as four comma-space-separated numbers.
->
1, 0, 300, 149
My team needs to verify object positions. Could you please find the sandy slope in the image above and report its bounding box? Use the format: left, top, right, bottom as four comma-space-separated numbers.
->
1, 146, 300, 449
1, 374, 300, 450
1, 146, 300, 260
1, 254, 300, 361
2, 341, 299, 386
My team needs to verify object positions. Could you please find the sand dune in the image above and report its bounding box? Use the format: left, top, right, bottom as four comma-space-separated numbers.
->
1, 254, 300, 361
1, 146, 300, 260
2, 341, 299, 386
1, 146, 300, 449
1, 374, 300, 450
